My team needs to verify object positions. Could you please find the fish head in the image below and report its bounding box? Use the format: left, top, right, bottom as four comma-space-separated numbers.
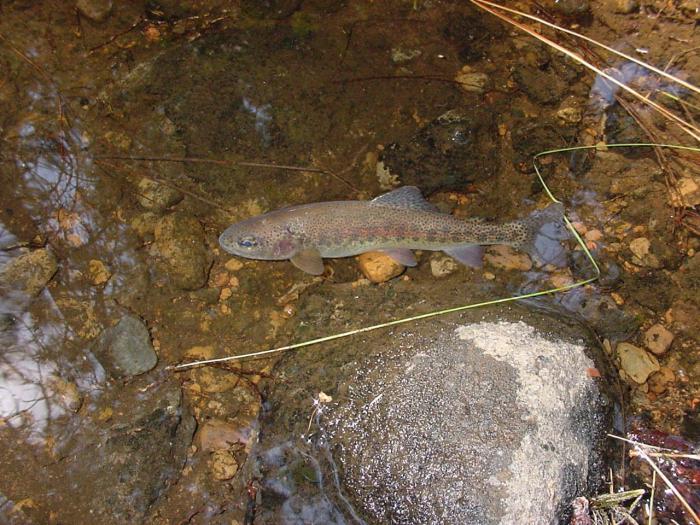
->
219, 214, 301, 261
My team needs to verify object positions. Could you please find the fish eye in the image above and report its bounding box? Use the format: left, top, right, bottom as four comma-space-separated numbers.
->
237, 236, 258, 248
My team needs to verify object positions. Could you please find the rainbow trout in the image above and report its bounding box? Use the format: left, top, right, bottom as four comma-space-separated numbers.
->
219, 186, 566, 275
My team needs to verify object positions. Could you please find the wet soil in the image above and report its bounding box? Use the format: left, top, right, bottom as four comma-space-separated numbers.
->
0, 1, 699, 523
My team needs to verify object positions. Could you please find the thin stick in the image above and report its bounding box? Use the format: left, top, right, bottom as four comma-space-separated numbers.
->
471, 0, 700, 97
649, 470, 656, 525
95, 154, 359, 191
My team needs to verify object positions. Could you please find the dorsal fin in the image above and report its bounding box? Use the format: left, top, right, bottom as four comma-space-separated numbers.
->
370, 186, 438, 212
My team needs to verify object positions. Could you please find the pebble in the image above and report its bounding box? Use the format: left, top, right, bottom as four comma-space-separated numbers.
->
197, 419, 244, 451
224, 258, 244, 272
556, 105, 583, 124
644, 324, 674, 355
484, 245, 532, 271
628, 237, 661, 268
647, 367, 675, 394
0, 248, 58, 296
88, 259, 111, 285
671, 176, 700, 207
608, 0, 639, 13
454, 66, 491, 94
430, 256, 459, 278
76, 0, 113, 22
357, 251, 405, 283
549, 269, 574, 288
210, 450, 238, 481
483, 271, 496, 280
93, 314, 158, 378
136, 178, 183, 212
616, 342, 660, 384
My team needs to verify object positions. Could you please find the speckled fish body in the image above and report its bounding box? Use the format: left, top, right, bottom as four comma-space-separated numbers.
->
219, 186, 565, 275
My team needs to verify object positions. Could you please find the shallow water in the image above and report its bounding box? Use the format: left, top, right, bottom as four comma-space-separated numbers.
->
1, 1, 699, 523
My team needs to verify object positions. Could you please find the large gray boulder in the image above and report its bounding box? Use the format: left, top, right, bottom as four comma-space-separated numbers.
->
250, 307, 611, 525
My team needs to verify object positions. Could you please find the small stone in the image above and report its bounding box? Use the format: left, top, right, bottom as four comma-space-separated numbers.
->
585, 229, 603, 242
76, 0, 113, 22
484, 245, 532, 271
184, 345, 215, 360
549, 269, 574, 288
672, 177, 700, 207
482, 271, 496, 280
0, 249, 58, 296
644, 324, 674, 355
93, 315, 158, 378
556, 105, 582, 124
88, 259, 111, 285
136, 178, 183, 212
197, 419, 244, 451
647, 367, 675, 394
430, 256, 459, 277
224, 258, 244, 272
608, 0, 639, 13
616, 342, 660, 384
629, 237, 661, 268
391, 47, 422, 64
357, 252, 405, 283
219, 287, 233, 302
455, 66, 491, 94
210, 449, 239, 481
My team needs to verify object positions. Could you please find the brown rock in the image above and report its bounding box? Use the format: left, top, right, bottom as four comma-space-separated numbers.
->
616, 342, 660, 384
647, 367, 675, 394
644, 324, 674, 355
357, 251, 405, 283
209, 450, 239, 481
88, 259, 111, 285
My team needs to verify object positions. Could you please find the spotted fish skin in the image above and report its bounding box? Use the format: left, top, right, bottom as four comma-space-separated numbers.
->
219, 186, 566, 274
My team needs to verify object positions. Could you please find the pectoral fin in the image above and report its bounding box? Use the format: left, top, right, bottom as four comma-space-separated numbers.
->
378, 248, 418, 267
444, 245, 484, 268
291, 248, 325, 275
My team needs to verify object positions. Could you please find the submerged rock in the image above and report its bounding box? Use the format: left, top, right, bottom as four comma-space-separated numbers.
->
136, 177, 183, 212
0, 248, 58, 296
154, 212, 211, 290
93, 314, 158, 378
251, 307, 611, 524
79, 384, 195, 524
616, 342, 659, 384
76, 0, 113, 22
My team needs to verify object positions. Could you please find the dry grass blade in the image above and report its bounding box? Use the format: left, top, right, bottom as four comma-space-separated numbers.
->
608, 434, 700, 524
469, 0, 700, 143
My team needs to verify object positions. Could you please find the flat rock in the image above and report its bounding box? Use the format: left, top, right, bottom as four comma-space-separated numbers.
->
644, 324, 674, 355
616, 342, 659, 383
93, 314, 158, 378
251, 307, 611, 524
0, 248, 58, 296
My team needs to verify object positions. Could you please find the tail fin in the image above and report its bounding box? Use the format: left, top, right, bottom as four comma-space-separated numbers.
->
516, 202, 569, 266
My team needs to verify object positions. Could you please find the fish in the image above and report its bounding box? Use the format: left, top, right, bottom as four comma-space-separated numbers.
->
219, 186, 568, 275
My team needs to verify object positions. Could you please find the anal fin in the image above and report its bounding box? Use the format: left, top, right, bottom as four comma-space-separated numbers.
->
444, 245, 484, 268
